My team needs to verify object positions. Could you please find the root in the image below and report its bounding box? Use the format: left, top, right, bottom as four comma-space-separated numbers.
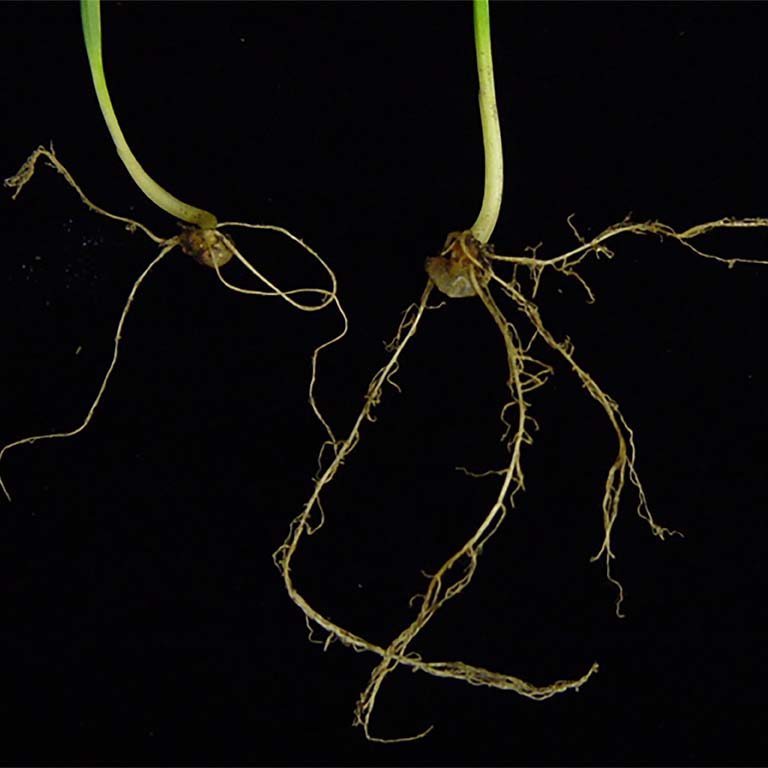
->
276, 214, 768, 740
484, 214, 768, 614
1, 145, 342, 500
209, 222, 338, 311
12, 148, 768, 740
0, 245, 171, 502
275, 277, 598, 740
5, 144, 165, 244
493, 213, 768, 298
488, 272, 680, 616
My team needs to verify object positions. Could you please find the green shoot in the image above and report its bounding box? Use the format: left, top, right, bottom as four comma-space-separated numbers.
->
80, 0, 217, 228
470, 0, 503, 243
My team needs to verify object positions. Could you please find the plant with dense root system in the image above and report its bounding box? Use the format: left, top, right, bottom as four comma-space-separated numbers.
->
274, 0, 768, 741
0, 0, 341, 501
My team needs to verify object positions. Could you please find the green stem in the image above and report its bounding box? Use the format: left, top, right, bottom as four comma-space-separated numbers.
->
470, 0, 503, 244
80, 0, 217, 228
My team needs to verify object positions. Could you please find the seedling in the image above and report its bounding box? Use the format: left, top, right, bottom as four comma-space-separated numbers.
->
0, 0, 341, 500
274, 0, 768, 741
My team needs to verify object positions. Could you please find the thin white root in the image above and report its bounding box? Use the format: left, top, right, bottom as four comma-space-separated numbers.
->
0, 246, 171, 501
211, 222, 337, 311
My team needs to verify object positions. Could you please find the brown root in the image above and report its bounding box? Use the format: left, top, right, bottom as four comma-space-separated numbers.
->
1, 146, 342, 500
277, 215, 768, 740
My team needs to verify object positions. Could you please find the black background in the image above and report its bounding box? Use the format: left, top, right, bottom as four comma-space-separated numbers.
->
2, 1, 768, 765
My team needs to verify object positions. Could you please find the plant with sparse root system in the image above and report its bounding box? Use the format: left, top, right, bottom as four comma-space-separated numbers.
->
0, 1, 343, 500
274, 0, 768, 742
